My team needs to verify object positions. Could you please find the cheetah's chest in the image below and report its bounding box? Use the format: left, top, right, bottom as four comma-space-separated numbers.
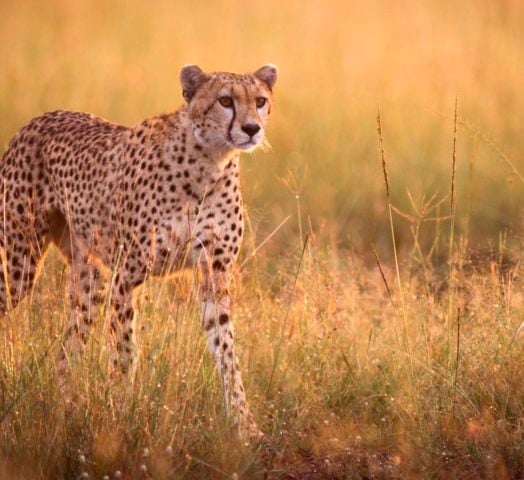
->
149, 191, 242, 275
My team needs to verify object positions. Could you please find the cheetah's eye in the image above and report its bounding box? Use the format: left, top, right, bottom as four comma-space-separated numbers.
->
256, 97, 267, 108
218, 96, 234, 108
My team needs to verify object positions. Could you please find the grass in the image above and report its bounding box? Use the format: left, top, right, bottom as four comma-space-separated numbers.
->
1, 240, 523, 479
1, 0, 524, 478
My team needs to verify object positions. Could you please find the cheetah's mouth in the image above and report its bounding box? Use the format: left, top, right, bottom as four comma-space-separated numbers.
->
235, 139, 259, 150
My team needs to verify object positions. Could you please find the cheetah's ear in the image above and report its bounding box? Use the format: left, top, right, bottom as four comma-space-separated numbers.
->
180, 65, 209, 102
253, 64, 278, 91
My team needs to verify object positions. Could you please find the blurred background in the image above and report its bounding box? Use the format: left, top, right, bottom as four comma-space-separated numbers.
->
1, 0, 523, 262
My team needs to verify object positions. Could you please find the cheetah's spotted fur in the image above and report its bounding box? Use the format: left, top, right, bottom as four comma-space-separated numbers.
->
0, 64, 278, 439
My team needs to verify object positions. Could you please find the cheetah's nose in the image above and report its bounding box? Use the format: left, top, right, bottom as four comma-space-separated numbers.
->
241, 123, 261, 137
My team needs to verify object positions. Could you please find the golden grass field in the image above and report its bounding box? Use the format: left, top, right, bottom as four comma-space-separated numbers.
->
1, 0, 523, 478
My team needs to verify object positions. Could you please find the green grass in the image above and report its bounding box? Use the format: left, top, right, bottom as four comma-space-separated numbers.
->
1, 0, 524, 478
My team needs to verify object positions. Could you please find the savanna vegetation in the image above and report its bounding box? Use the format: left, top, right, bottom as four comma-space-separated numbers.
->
1, 1, 523, 478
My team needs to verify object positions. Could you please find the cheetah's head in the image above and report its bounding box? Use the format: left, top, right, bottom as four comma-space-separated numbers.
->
180, 64, 277, 152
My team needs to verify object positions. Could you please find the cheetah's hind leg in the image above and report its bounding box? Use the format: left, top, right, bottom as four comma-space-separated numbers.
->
0, 220, 48, 314
47, 215, 106, 387
56, 255, 105, 383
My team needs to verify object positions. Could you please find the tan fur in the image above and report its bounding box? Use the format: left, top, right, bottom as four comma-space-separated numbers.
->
0, 64, 278, 439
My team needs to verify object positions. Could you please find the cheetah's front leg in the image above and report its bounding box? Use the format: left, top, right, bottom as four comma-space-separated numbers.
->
199, 266, 262, 441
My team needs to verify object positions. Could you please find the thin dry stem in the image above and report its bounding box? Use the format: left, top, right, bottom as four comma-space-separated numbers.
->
377, 110, 390, 200
450, 96, 458, 213
371, 244, 394, 307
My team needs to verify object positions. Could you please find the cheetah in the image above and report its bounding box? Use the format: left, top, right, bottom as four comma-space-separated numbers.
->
0, 64, 278, 439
